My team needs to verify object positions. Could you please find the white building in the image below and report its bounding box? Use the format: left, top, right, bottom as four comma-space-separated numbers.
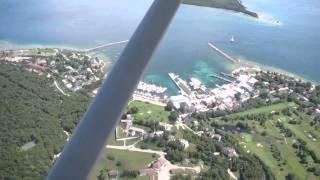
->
169, 95, 191, 109
128, 127, 145, 137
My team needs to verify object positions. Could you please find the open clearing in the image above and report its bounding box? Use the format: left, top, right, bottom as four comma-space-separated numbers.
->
91, 148, 158, 180
128, 100, 170, 122
214, 102, 319, 180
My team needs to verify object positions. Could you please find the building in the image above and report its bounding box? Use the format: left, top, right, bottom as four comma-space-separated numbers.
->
120, 118, 133, 130
247, 77, 258, 86
211, 134, 222, 142
108, 170, 118, 180
151, 158, 168, 170
169, 95, 191, 109
213, 152, 220, 156
153, 131, 164, 137
128, 127, 145, 137
168, 135, 176, 142
179, 139, 189, 149
139, 168, 157, 180
192, 120, 199, 127
222, 147, 239, 158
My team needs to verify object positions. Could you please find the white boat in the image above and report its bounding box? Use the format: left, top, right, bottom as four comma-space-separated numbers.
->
230, 36, 235, 43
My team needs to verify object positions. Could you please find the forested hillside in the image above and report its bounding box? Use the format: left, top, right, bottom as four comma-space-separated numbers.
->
0, 63, 90, 179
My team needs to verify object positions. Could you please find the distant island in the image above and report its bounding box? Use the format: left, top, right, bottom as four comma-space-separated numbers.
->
183, 0, 258, 18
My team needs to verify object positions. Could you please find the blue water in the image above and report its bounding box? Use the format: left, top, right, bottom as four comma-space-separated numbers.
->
0, 0, 320, 95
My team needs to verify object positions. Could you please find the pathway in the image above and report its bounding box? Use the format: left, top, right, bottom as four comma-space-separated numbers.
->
54, 80, 69, 96
106, 145, 166, 156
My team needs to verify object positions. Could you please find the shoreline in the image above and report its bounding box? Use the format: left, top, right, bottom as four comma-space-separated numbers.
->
0, 40, 318, 87
232, 59, 319, 85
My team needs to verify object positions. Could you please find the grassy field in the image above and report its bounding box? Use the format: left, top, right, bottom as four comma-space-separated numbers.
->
233, 102, 296, 116
91, 149, 158, 180
128, 100, 170, 122
281, 115, 320, 158
106, 128, 124, 146
106, 126, 140, 146
214, 102, 320, 180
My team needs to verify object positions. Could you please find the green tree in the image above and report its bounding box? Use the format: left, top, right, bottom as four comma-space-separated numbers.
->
168, 111, 179, 123
128, 106, 139, 114
97, 169, 107, 180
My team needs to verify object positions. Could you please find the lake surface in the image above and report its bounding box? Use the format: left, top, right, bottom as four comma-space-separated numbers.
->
0, 0, 320, 95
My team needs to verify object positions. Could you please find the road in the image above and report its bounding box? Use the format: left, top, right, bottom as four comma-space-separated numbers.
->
54, 80, 69, 96
106, 145, 166, 156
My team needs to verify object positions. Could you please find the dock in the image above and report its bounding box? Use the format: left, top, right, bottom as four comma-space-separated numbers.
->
168, 73, 192, 95
220, 72, 236, 79
208, 42, 239, 64
209, 74, 234, 83
85, 40, 129, 52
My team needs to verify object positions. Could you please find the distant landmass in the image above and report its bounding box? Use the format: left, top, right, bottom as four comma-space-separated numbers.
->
183, 0, 258, 17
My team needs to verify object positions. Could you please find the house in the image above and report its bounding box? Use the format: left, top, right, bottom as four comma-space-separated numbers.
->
169, 95, 191, 109
159, 122, 173, 131
270, 97, 281, 103
222, 147, 239, 158
179, 139, 189, 149
247, 77, 258, 86
211, 134, 222, 142
153, 131, 164, 137
182, 159, 191, 166
120, 118, 133, 130
151, 158, 168, 170
28, 63, 46, 72
37, 59, 47, 65
192, 120, 199, 127
213, 152, 220, 156
128, 127, 145, 137
108, 170, 118, 180
168, 135, 176, 142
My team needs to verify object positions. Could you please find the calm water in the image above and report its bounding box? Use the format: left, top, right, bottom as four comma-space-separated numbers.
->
0, 0, 320, 95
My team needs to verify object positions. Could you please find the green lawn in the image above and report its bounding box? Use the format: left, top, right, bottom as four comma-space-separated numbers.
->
239, 132, 310, 180
128, 100, 170, 122
213, 102, 319, 180
281, 115, 320, 158
233, 102, 296, 116
91, 149, 158, 180
107, 129, 124, 146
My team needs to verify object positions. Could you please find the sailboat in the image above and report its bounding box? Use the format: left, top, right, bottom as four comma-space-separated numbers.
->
230, 36, 235, 43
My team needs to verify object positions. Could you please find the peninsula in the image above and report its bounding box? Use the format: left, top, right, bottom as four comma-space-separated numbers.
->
183, 0, 258, 18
